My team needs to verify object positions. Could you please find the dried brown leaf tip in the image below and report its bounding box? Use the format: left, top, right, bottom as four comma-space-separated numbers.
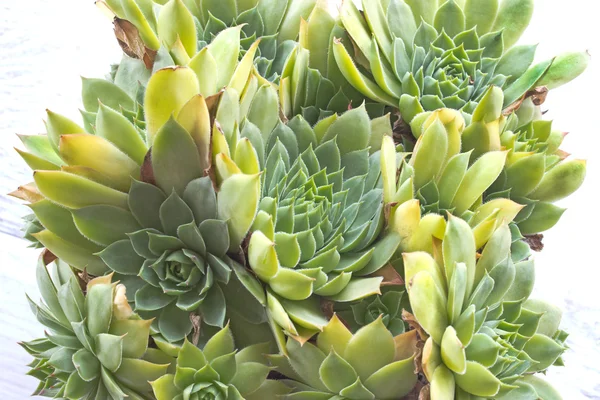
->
77, 269, 92, 292
529, 86, 549, 106
400, 380, 429, 400
504, 86, 550, 115
418, 384, 430, 400
525, 234, 545, 252
393, 115, 417, 146
372, 263, 405, 287
140, 149, 156, 185
320, 299, 335, 320
402, 309, 428, 341
9, 182, 43, 203
190, 313, 201, 346
41, 249, 57, 266
114, 18, 156, 69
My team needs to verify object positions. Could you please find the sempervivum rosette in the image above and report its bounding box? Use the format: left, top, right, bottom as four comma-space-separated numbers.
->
487, 96, 587, 236
16, 32, 273, 345
380, 104, 526, 256
212, 97, 404, 342
278, 1, 375, 125
152, 326, 289, 399
333, 0, 589, 122
404, 216, 567, 398
269, 316, 419, 399
381, 87, 586, 257
98, 163, 264, 343
409, 86, 586, 238
21, 257, 171, 399
14, 27, 257, 272
335, 290, 408, 336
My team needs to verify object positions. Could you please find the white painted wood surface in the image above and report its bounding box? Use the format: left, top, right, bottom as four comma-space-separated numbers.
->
1, 2, 122, 397
1, 1, 598, 398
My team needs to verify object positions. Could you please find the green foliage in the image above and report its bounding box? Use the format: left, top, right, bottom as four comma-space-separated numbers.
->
13, 1, 590, 399
334, 0, 589, 122
21, 258, 171, 399
151, 326, 289, 399
271, 316, 418, 399
406, 218, 567, 398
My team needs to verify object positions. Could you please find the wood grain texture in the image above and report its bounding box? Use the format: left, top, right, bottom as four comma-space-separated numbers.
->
0, 1, 121, 237
0, 2, 121, 398
0, 233, 40, 399
0, 1, 599, 399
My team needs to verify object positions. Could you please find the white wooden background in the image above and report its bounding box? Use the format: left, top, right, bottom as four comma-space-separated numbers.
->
1, 1, 599, 398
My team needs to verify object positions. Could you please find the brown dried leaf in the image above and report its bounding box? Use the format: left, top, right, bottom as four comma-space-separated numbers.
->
383, 202, 397, 227
414, 338, 425, 375
140, 149, 156, 185
190, 313, 201, 346
393, 115, 417, 147
503, 98, 523, 115
503, 86, 549, 115
402, 310, 429, 342
394, 330, 419, 359
9, 182, 43, 203
205, 91, 224, 119
205, 165, 218, 193
402, 310, 428, 377
41, 249, 57, 266
78, 269, 92, 293
401, 380, 428, 400
524, 234, 544, 252
279, 104, 289, 124
371, 263, 404, 287
320, 299, 335, 320
114, 18, 156, 69
418, 384, 430, 400
529, 86, 549, 106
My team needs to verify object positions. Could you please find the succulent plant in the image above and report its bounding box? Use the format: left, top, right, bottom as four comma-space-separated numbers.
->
404, 216, 567, 398
102, 0, 315, 83
269, 315, 419, 399
151, 325, 289, 399
336, 290, 408, 335
16, 33, 273, 344
21, 257, 171, 399
489, 97, 587, 235
278, 1, 373, 125
215, 101, 404, 342
97, 174, 267, 343
382, 87, 587, 243
12, 1, 591, 399
380, 106, 526, 257
412, 86, 586, 237
333, 0, 590, 122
